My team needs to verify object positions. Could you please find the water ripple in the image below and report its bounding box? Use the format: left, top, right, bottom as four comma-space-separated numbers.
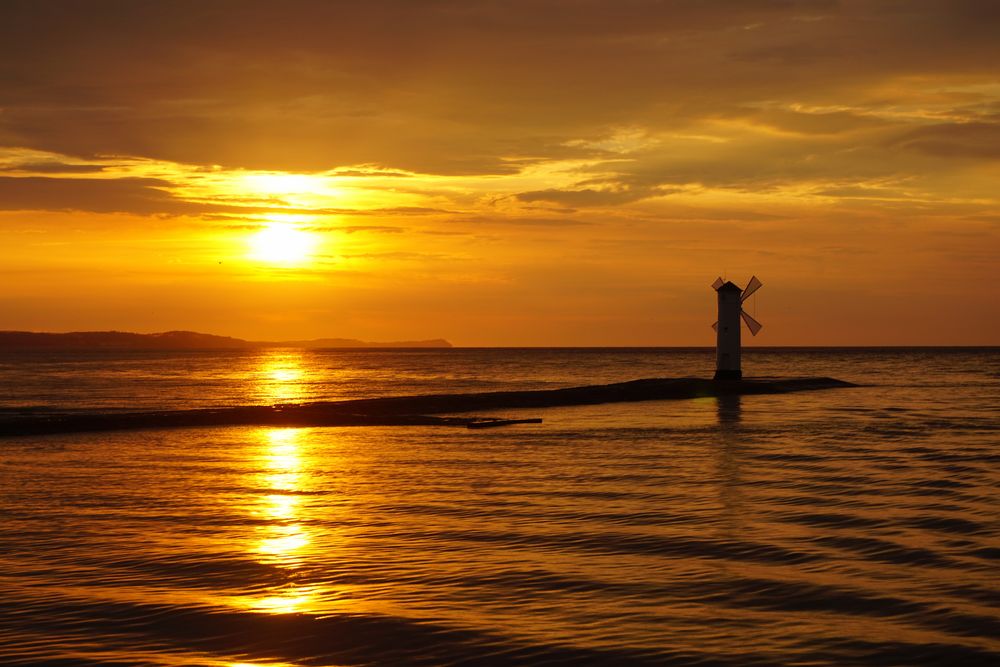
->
1, 348, 999, 665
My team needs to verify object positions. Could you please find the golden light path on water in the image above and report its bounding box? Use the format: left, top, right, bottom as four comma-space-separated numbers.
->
250, 427, 318, 615
257, 351, 308, 405
240, 351, 322, 617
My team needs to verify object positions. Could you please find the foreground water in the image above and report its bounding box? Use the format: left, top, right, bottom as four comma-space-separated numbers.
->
1, 348, 998, 665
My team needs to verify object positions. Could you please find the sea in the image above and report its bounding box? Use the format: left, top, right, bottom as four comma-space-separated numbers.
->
0, 347, 997, 666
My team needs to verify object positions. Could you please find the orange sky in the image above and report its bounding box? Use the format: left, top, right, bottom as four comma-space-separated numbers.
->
1, 0, 997, 345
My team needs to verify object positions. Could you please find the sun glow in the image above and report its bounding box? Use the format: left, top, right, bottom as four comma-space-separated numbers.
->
242, 173, 318, 197
248, 223, 317, 266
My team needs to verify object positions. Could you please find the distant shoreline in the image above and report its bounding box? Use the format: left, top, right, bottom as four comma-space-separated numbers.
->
0, 331, 995, 351
0, 330, 452, 350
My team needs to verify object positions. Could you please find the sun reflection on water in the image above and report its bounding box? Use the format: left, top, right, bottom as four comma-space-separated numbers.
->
257, 350, 309, 405
255, 429, 310, 567
243, 427, 322, 615
232, 354, 337, 616
252, 586, 319, 615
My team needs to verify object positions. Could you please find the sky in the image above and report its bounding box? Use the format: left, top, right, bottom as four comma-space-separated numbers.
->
1, 0, 997, 346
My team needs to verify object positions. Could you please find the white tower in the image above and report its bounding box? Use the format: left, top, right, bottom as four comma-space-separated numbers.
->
711, 276, 763, 380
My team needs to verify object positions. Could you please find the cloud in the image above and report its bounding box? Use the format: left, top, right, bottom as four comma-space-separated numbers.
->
455, 214, 593, 227
738, 108, 891, 136
729, 42, 841, 66
303, 206, 457, 218
1, 0, 997, 177
338, 251, 455, 262
0, 176, 272, 215
330, 168, 414, 178
0, 162, 106, 174
516, 185, 675, 207
888, 122, 1000, 159
335, 225, 404, 234
812, 185, 907, 199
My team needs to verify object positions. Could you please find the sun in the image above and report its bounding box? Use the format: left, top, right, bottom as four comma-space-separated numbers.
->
248, 223, 317, 266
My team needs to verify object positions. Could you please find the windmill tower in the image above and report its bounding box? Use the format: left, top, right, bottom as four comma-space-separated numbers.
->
711, 276, 763, 380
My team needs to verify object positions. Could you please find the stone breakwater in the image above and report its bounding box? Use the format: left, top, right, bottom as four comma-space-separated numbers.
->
0, 376, 855, 437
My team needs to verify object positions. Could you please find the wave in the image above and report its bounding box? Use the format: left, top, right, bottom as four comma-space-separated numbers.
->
0, 598, 715, 666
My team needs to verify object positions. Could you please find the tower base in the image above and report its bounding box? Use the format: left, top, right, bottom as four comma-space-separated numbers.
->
713, 369, 742, 381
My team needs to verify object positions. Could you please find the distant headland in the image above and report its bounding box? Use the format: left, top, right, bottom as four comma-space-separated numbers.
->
0, 330, 452, 350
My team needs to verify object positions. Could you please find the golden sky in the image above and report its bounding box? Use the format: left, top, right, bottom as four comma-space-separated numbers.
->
1, 0, 997, 345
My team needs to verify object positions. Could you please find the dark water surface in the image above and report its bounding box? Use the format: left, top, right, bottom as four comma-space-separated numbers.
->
1, 348, 998, 665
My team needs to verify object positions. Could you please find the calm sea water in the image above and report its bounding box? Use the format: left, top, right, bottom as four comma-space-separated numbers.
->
0, 348, 998, 666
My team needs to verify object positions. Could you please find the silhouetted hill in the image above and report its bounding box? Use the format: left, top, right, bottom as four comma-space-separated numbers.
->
0, 330, 251, 350
0, 331, 452, 350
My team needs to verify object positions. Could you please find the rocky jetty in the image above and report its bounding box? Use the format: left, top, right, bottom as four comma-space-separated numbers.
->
0, 376, 855, 437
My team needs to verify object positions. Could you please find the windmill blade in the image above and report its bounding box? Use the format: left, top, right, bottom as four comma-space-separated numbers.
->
741, 275, 762, 302
711, 321, 718, 331
711, 277, 724, 290
741, 310, 763, 336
